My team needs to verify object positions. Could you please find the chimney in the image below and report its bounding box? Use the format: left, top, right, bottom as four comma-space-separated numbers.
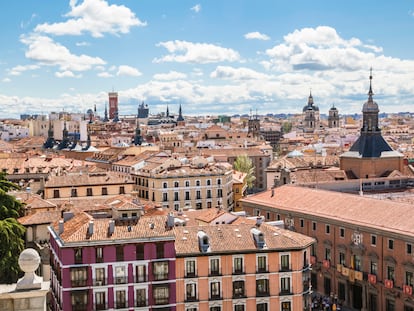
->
88, 220, 94, 235
166, 212, 174, 228
58, 219, 64, 235
108, 219, 115, 235
63, 211, 74, 222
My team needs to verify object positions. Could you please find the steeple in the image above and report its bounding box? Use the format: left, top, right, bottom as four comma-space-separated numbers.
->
43, 119, 55, 149
361, 68, 379, 132
177, 104, 184, 122
103, 104, 109, 122
134, 120, 142, 146
166, 105, 170, 118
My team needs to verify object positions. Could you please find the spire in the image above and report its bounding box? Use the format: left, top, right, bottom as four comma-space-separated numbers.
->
177, 103, 184, 122
308, 89, 314, 106
166, 105, 169, 118
368, 67, 374, 98
134, 120, 142, 146
103, 104, 109, 122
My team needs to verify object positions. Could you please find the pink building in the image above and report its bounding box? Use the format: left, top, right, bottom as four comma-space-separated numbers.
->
49, 212, 176, 311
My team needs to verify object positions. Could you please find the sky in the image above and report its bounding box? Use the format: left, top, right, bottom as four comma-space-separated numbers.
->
1, 0, 414, 119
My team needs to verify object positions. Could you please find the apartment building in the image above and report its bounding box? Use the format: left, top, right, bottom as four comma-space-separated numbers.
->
174, 222, 315, 311
44, 171, 134, 200
48, 211, 177, 311
132, 155, 233, 211
241, 184, 414, 311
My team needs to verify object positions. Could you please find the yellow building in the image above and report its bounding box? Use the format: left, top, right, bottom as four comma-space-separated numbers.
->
232, 170, 247, 212
132, 155, 234, 211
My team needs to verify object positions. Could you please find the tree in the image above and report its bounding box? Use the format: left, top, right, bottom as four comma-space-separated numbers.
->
233, 155, 256, 190
0, 172, 26, 284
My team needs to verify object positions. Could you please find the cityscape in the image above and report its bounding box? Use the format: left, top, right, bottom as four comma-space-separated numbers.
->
2, 1, 414, 311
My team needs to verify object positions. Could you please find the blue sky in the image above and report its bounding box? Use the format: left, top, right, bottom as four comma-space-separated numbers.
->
1, 0, 414, 118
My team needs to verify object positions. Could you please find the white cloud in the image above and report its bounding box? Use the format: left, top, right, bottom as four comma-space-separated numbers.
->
20, 34, 106, 71
55, 70, 81, 78
2, 78, 11, 83
9, 64, 40, 76
98, 72, 113, 78
191, 4, 201, 13
244, 31, 270, 41
116, 65, 142, 77
210, 66, 271, 80
153, 71, 187, 80
34, 0, 146, 38
76, 41, 90, 47
154, 40, 240, 64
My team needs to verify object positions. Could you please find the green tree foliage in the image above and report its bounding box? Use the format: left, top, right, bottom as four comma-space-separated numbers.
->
233, 155, 256, 189
282, 121, 292, 134
0, 172, 26, 284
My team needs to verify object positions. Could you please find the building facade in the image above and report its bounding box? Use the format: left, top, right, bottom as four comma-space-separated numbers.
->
241, 185, 414, 311
49, 212, 177, 311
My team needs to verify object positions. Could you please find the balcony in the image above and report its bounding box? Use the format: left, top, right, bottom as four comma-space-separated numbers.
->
232, 267, 245, 275
154, 297, 169, 305
210, 294, 222, 300
94, 303, 108, 311
279, 264, 292, 272
93, 278, 106, 286
185, 296, 198, 302
256, 291, 270, 297
233, 292, 246, 299
115, 301, 127, 309
185, 271, 197, 278
209, 269, 222, 277
256, 265, 268, 273
135, 299, 147, 307
73, 304, 88, 311
279, 289, 293, 296
135, 274, 148, 283
71, 280, 87, 287
114, 276, 127, 284
153, 273, 168, 281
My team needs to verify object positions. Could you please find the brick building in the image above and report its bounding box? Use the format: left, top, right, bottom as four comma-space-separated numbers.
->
241, 185, 414, 311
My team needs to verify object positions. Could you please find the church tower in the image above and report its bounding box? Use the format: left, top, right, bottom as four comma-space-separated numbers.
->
340, 69, 403, 178
248, 109, 260, 138
302, 91, 319, 132
328, 105, 339, 128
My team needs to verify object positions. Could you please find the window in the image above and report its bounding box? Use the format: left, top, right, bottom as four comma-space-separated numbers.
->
95, 291, 106, 310
210, 258, 220, 276
217, 178, 222, 185
233, 257, 243, 274
210, 307, 221, 311
196, 180, 200, 187
256, 278, 269, 296
186, 260, 196, 277
119, 186, 125, 194
370, 261, 378, 275
174, 191, 179, 201
101, 187, 107, 195
388, 239, 394, 250
387, 266, 395, 282
257, 303, 268, 311
217, 188, 223, 198
312, 221, 316, 231
174, 181, 179, 187
163, 182, 168, 188
339, 252, 345, 265
196, 190, 201, 200
257, 255, 267, 273
71, 290, 88, 311
96, 247, 103, 263
210, 281, 221, 299
185, 191, 190, 200
325, 248, 331, 261
114, 266, 126, 284
281, 302, 291, 311
326, 224, 330, 234
75, 248, 82, 264
386, 299, 395, 311
408, 243, 413, 255
207, 179, 211, 186
353, 255, 362, 271
153, 261, 168, 280
340, 228, 345, 238
115, 290, 126, 309
300, 219, 304, 228
116, 246, 124, 261
136, 244, 144, 260
371, 235, 377, 246
406, 271, 414, 286
234, 305, 245, 311
156, 243, 164, 258
53, 189, 60, 198
186, 283, 197, 301
135, 265, 146, 283
280, 277, 290, 294
71, 188, 78, 197
71, 267, 87, 287
153, 285, 169, 305
136, 288, 146, 307
185, 181, 190, 187
207, 189, 212, 198
233, 280, 245, 298
163, 193, 168, 202
95, 268, 105, 286
86, 188, 93, 196
280, 254, 290, 271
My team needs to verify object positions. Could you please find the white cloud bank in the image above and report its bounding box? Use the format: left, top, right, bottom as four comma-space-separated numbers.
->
244, 31, 270, 41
